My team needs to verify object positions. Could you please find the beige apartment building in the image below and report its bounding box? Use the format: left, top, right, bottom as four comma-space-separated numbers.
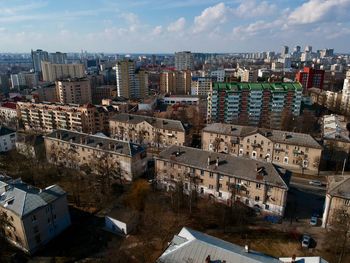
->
160, 70, 191, 95
55, 78, 92, 104
109, 113, 187, 147
155, 146, 288, 215
322, 176, 350, 228
202, 123, 323, 173
41, 61, 85, 82
17, 101, 117, 134
44, 130, 147, 181
0, 174, 71, 254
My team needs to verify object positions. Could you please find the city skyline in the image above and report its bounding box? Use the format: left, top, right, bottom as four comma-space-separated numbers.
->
0, 0, 349, 53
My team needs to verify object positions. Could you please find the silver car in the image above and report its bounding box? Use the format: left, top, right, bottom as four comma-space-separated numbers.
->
302, 234, 311, 248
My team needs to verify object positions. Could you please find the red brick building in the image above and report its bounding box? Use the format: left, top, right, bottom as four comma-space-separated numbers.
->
296, 67, 325, 92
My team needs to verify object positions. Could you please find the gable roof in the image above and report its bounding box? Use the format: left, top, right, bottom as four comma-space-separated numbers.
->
110, 113, 185, 132
0, 175, 66, 218
157, 146, 288, 189
158, 227, 281, 263
203, 123, 322, 149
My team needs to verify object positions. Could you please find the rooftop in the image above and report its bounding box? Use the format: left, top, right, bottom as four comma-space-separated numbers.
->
157, 227, 281, 263
203, 123, 322, 149
110, 113, 185, 132
212, 82, 302, 92
328, 175, 350, 199
0, 174, 66, 218
44, 129, 145, 157
157, 146, 288, 188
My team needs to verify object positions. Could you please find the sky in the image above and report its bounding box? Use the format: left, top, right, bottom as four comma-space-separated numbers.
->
0, 0, 349, 53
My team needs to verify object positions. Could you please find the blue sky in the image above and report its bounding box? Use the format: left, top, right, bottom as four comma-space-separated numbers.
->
0, 0, 349, 53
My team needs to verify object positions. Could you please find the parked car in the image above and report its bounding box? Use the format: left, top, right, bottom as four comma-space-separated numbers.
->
301, 234, 311, 248
310, 216, 318, 226
309, 180, 323, 187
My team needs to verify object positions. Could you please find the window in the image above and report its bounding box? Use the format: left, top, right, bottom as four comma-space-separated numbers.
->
236, 179, 241, 184
345, 199, 350, 206
184, 183, 188, 190
245, 199, 249, 205
209, 173, 214, 178
200, 170, 204, 176
255, 196, 260, 201
283, 157, 288, 164
218, 192, 222, 197
265, 204, 269, 210
247, 138, 250, 143
209, 185, 214, 189
256, 183, 261, 189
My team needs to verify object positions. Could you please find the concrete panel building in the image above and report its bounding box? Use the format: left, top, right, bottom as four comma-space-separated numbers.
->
42, 61, 85, 82
55, 78, 92, 104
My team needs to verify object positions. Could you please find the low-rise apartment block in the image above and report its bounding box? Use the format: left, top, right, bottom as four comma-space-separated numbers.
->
17, 101, 117, 134
155, 146, 288, 215
322, 175, 350, 228
109, 113, 187, 147
0, 126, 16, 152
44, 129, 147, 181
202, 123, 322, 173
0, 175, 71, 254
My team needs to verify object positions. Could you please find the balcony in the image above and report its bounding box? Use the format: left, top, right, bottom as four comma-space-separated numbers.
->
293, 149, 304, 155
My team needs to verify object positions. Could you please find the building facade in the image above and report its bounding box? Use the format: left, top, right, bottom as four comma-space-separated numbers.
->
322, 176, 350, 228
0, 102, 18, 125
109, 113, 187, 147
191, 77, 212, 96
0, 126, 16, 152
155, 146, 288, 215
17, 101, 117, 134
55, 78, 92, 104
44, 130, 147, 181
296, 67, 325, 92
31, 49, 49, 72
160, 70, 191, 95
207, 82, 302, 128
41, 61, 85, 82
175, 51, 194, 71
0, 175, 71, 254
10, 72, 38, 89
202, 123, 323, 173
341, 70, 350, 114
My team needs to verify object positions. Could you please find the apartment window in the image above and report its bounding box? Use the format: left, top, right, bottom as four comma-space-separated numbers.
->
256, 183, 261, 189
236, 179, 241, 184
200, 170, 204, 176
247, 139, 250, 143
209, 173, 214, 178
245, 199, 249, 205
246, 190, 250, 195
255, 196, 260, 201
265, 204, 270, 210
286, 145, 289, 149
345, 199, 350, 206
218, 192, 222, 197
209, 185, 214, 189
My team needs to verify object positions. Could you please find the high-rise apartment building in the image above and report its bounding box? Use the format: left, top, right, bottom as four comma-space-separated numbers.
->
237, 68, 258, 82
296, 67, 325, 92
191, 77, 212, 96
48, 52, 67, 64
41, 61, 85, 82
160, 70, 191, 95
175, 51, 194, 71
10, 72, 38, 89
341, 70, 350, 114
17, 102, 117, 134
115, 60, 148, 99
55, 78, 92, 104
31, 49, 49, 72
281, 46, 289, 57
207, 82, 302, 127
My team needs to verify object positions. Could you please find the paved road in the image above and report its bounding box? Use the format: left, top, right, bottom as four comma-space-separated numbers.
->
290, 177, 326, 196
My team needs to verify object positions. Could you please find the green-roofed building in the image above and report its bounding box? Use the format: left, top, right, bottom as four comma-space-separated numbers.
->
207, 82, 302, 128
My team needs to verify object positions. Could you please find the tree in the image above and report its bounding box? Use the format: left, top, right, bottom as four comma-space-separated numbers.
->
0, 211, 13, 257
326, 209, 350, 263
124, 179, 151, 211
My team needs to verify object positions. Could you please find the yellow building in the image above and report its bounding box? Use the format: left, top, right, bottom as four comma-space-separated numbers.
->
155, 146, 288, 215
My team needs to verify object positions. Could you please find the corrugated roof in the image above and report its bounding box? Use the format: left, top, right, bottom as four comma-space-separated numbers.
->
158, 227, 281, 263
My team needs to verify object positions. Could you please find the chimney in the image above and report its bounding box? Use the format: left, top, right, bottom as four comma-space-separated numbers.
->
207, 156, 211, 166
216, 157, 219, 167
244, 244, 249, 253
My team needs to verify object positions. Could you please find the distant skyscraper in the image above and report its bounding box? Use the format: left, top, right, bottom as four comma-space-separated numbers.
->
115, 60, 148, 98
294, 45, 301, 53
49, 52, 67, 64
281, 46, 289, 57
31, 49, 49, 72
305, 45, 312, 53
175, 51, 194, 71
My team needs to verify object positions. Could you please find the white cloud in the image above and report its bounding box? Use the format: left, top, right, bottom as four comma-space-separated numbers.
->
193, 2, 228, 33
167, 17, 186, 32
288, 0, 350, 25
235, 0, 277, 18
120, 12, 139, 25
152, 25, 163, 35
